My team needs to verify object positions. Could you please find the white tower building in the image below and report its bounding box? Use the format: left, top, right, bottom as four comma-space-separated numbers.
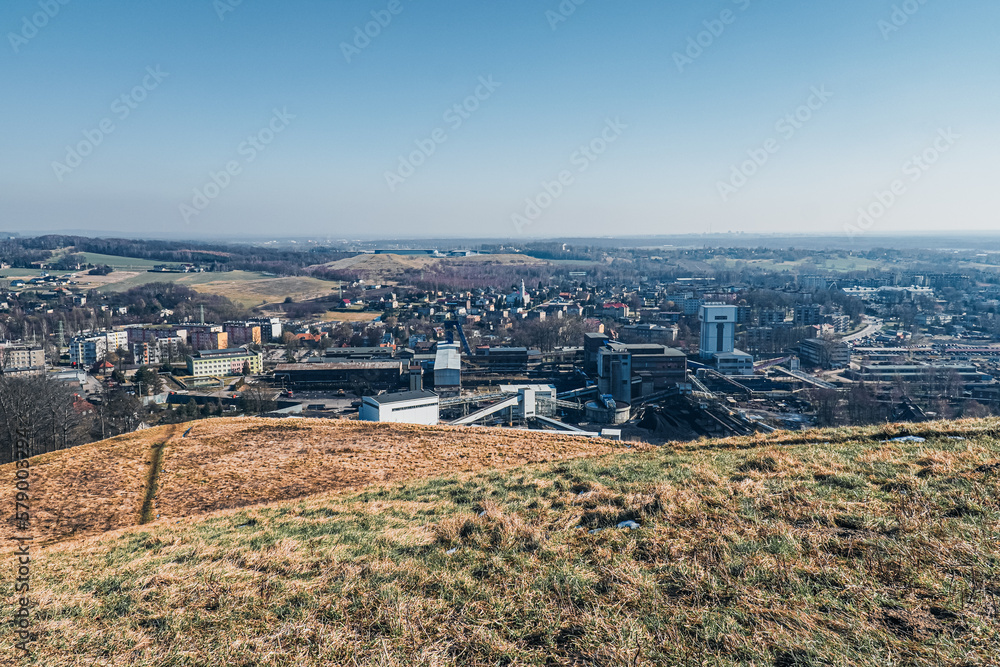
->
698, 304, 737, 360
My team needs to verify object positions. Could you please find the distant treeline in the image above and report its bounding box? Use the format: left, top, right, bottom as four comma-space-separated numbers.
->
1, 236, 355, 275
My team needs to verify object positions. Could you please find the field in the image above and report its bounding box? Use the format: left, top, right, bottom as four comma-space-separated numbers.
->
321, 310, 383, 323
3, 419, 1000, 665
317, 253, 547, 283
0, 418, 623, 546
76, 253, 165, 270
86, 270, 336, 307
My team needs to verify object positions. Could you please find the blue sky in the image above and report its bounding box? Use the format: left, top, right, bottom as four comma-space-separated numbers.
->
1, 0, 997, 239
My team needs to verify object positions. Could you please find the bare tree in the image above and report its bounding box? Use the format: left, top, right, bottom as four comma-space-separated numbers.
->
0, 376, 89, 464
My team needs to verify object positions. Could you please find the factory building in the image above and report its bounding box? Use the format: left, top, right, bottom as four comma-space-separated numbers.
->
359, 390, 440, 425
434, 343, 461, 395
274, 361, 405, 390
620, 323, 678, 346
698, 304, 737, 359
584, 332, 610, 375
699, 304, 754, 375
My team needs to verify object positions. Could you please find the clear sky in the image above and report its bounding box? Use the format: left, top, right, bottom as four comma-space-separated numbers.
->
1, 0, 997, 240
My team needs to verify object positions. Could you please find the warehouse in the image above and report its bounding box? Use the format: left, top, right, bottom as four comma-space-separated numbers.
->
273, 361, 404, 390
359, 390, 440, 425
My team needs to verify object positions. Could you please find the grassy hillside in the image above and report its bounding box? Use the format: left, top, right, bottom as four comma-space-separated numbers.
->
0, 418, 624, 545
6, 420, 1000, 665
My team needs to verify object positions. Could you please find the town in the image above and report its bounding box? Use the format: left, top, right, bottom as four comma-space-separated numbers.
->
3, 233, 1000, 462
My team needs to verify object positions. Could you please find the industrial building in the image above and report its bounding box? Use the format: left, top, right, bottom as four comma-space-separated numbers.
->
713, 350, 755, 376
324, 346, 396, 360
619, 323, 678, 346
846, 364, 987, 385
584, 332, 610, 375
596, 341, 688, 403
597, 345, 632, 403
274, 361, 405, 390
359, 390, 440, 425
434, 343, 461, 395
699, 304, 737, 359
699, 304, 755, 375
472, 346, 538, 372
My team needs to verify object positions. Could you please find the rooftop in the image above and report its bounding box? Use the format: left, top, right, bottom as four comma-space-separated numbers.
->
194, 348, 256, 358
275, 362, 402, 371
364, 390, 439, 405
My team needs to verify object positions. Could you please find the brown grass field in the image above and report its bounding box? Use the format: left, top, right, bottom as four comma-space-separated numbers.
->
321, 311, 383, 323
316, 253, 547, 282
0, 418, 624, 546
3, 419, 1000, 665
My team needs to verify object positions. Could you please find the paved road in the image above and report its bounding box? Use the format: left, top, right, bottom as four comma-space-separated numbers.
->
843, 317, 882, 343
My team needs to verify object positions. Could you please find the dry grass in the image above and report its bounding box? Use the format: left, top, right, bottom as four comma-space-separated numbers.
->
5, 419, 1000, 665
0, 418, 625, 545
321, 311, 384, 323
181, 274, 336, 307
316, 253, 546, 282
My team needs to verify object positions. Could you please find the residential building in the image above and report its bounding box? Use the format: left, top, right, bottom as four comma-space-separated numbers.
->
759, 309, 786, 326
223, 323, 262, 346
188, 327, 228, 351
0, 345, 45, 376
247, 317, 282, 342
794, 304, 823, 327
186, 347, 263, 377
800, 338, 850, 369
69, 331, 129, 367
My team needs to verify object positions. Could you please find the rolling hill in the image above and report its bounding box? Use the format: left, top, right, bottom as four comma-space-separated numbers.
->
3, 419, 1000, 665
1, 418, 625, 546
